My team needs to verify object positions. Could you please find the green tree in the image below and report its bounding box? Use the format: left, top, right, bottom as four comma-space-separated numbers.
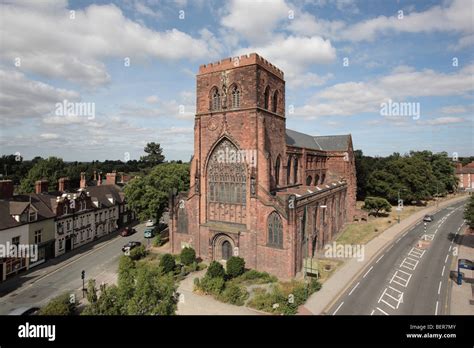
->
124, 162, 190, 221
117, 256, 136, 306
180, 247, 196, 266
160, 254, 176, 274
206, 261, 225, 279
141, 142, 165, 167
464, 196, 474, 229
363, 197, 392, 216
39, 293, 76, 315
19, 157, 66, 193
226, 256, 245, 278
87, 279, 98, 304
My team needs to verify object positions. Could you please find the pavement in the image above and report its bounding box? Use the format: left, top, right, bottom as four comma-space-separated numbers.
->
176, 270, 259, 315
0, 223, 147, 314
449, 225, 474, 314
301, 194, 469, 315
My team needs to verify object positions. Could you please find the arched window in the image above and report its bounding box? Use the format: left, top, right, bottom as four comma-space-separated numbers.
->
268, 212, 283, 248
222, 241, 232, 260
272, 90, 278, 113
287, 156, 292, 185
306, 176, 312, 186
321, 173, 326, 184
231, 85, 240, 108
264, 86, 270, 110
210, 87, 220, 111
314, 174, 320, 185
274, 156, 281, 187
293, 157, 298, 184
63, 205, 68, 215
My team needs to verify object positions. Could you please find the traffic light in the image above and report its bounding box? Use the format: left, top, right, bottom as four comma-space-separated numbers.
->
81, 270, 85, 279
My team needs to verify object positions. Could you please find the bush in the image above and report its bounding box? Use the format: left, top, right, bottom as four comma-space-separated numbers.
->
362, 197, 392, 216
235, 269, 278, 284
160, 254, 176, 274
152, 234, 162, 247
87, 279, 98, 304
226, 256, 245, 279
39, 293, 76, 315
206, 261, 225, 279
180, 247, 196, 266
129, 245, 147, 260
218, 283, 248, 306
196, 275, 225, 295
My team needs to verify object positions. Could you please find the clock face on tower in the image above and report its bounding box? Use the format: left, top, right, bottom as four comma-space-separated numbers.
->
207, 116, 218, 131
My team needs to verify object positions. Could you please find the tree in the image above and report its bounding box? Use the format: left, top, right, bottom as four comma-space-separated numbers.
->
141, 142, 165, 167
464, 196, 474, 229
19, 157, 66, 193
87, 279, 98, 304
160, 254, 176, 274
206, 261, 225, 279
118, 256, 136, 307
39, 293, 76, 315
226, 256, 245, 278
363, 197, 392, 217
124, 163, 190, 221
180, 247, 196, 266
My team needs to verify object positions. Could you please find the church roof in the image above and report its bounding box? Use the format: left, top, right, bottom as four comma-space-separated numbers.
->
286, 129, 351, 151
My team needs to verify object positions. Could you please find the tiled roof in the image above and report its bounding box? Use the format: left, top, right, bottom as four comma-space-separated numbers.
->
286, 129, 351, 151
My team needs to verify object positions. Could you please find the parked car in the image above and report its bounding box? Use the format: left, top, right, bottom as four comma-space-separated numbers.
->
120, 226, 136, 237
8, 307, 40, 316
145, 219, 155, 227
423, 214, 434, 222
122, 241, 141, 252
144, 227, 155, 239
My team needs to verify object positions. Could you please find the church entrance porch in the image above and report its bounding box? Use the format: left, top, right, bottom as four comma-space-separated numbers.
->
211, 233, 236, 261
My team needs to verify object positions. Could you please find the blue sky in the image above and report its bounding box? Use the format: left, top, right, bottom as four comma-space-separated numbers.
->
0, 0, 472, 162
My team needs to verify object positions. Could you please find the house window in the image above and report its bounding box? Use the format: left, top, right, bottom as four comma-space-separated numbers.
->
12, 236, 20, 246
63, 205, 68, 215
268, 212, 283, 248
211, 87, 220, 111
59, 240, 63, 249
29, 211, 37, 222
272, 90, 278, 113
264, 86, 270, 109
34, 230, 42, 244
231, 85, 240, 108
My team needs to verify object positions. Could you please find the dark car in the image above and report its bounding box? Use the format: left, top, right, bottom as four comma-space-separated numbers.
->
423, 214, 434, 222
122, 241, 141, 252
120, 227, 136, 237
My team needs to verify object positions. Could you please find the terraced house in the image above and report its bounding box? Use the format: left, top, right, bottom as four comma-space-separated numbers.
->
169, 53, 357, 279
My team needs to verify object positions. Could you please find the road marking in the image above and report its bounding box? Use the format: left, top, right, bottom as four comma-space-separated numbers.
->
408, 247, 425, 258
395, 237, 402, 243
448, 245, 452, 252
370, 309, 375, 315
375, 254, 385, 263
333, 302, 344, 315
375, 307, 389, 315
438, 281, 442, 295
348, 282, 360, 296
386, 244, 394, 252
390, 269, 412, 288
378, 287, 404, 309
363, 266, 374, 278
441, 265, 445, 277
400, 257, 419, 271
445, 254, 449, 263
435, 301, 439, 315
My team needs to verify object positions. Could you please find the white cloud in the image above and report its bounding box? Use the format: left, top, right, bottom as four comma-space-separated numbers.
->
145, 95, 159, 104
40, 133, 60, 140
440, 105, 468, 114
417, 117, 467, 126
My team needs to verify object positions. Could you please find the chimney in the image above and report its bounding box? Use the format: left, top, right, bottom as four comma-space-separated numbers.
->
97, 172, 102, 186
35, 179, 49, 194
106, 171, 117, 185
80, 172, 87, 189
58, 177, 70, 192
0, 180, 14, 199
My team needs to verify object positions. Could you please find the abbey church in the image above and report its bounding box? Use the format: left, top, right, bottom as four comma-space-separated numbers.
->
169, 53, 356, 279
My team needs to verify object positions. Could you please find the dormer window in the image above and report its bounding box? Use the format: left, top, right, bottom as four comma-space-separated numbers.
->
29, 211, 37, 222
231, 85, 240, 108
211, 87, 220, 111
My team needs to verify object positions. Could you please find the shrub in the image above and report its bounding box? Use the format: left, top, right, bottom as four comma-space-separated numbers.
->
233, 269, 278, 284
180, 247, 196, 266
87, 279, 98, 304
160, 254, 176, 274
226, 256, 245, 279
219, 283, 248, 306
129, 245, 147, 260
197, 275, 225, 295
206, 261, 225, 279
152, 234, 162, 247
39, 293, 76, 315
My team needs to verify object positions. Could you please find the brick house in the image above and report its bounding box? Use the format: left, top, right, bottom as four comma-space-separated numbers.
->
455, 162, 474, 191
169, 53, 357, 279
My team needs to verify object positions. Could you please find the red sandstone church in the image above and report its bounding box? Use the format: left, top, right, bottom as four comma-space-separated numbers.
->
169, 53, 357, 279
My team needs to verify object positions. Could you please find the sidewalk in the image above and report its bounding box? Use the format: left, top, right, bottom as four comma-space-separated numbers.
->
176, 270, 259, 315
450, 225, 474, 314
301, 195, 468, 315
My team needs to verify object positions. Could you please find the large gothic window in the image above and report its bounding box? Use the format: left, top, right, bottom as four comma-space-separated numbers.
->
287, 156, 292, 185
274, 156, 281, 187
231, 85, 240, 108
211, 87, 220, 111
207, 139, 247, 223
268, 211, 283, 248
264, 86, 270, 110
293, 157, 299, 184
272, 90, 278, 113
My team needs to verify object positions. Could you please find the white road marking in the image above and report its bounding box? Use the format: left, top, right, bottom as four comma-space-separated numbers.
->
449, 245, 452, 252
441, 265, 445, 277
363, 266, 374, 278
370, 309, 375, 315
390, 269, 412, 288
445, 254, 449, 263
438, 281, 442, 295
348, 282, 360, 296
376, 307, 389, 315
400, 257, 419, 271
333, 302, 344, 315
435, 301, 439, 315
395, 237, 402, 243
376, 254, 385, 263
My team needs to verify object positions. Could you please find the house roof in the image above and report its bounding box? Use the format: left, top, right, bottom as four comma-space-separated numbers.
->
84, 185, 124, 208
456, 162, 474, 174
0, 201, 21, 230
286, 129, 351, 152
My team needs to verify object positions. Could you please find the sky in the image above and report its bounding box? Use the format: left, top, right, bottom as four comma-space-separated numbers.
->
0, 0, 472, 162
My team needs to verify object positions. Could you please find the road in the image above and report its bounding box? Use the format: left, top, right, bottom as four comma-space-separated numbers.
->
0, 223, 148, 314
329, 199, 466, 315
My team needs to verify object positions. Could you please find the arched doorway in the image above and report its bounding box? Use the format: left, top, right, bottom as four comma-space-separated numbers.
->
222, 241, 232, 260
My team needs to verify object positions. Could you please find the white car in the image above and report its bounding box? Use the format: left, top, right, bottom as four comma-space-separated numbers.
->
145, 219, 155, 227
